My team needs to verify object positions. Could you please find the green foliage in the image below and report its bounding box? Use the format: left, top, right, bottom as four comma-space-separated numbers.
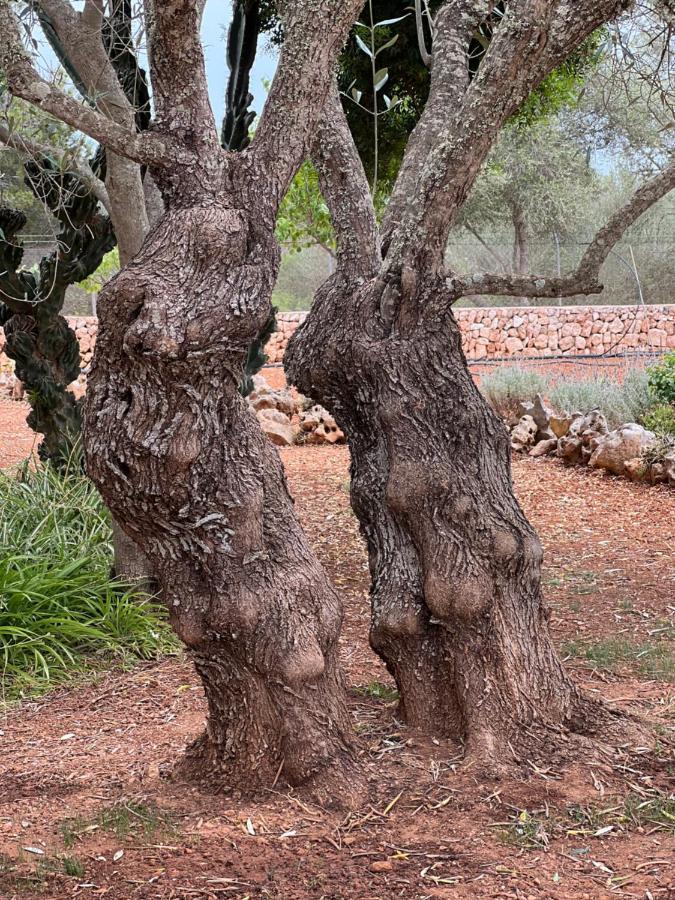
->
276, 163, 335, 255
549, 370, 652, 429
479, 366, 551, 419
647, 352, 675, 405
460, 117, 602, 256
0, 86, 80, 234
643, 403, 675, 437
480, 366, 654, 429
0, 457, 176, 700
511, 32, 605, 128
332, 3, 602, 189
78, 248, 119, 294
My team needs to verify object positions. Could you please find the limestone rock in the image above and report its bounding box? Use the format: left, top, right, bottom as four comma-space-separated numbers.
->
511, 415, 537, 451
550, 412, 582, 439
589, 423, 656, 476
249, 375, 295, 417
529, 438, 558, 458
662, 452, 675, 486
624, 457, 648, 482
530, 393, 555, 432
299, 405, 345, 445
256, 408, 298, 447
557, 409, 608, 465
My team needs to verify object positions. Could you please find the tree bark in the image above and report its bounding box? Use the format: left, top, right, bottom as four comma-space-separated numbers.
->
77, 0, 365, 793
84, 197, 355, 790
286, 28, 625, 757
289, 271, 589, 757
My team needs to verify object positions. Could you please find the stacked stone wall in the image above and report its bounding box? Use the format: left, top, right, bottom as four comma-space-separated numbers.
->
1, 306, 672, 394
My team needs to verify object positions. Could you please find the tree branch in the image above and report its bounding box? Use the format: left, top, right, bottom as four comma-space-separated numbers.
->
384, 0, 630, 275
447, 157, 675, 300
0, 0, 167, 165
249, 0, 364, 209
0, 120, 111, 210
144, 0, 220, 154
381, 0, 494, 250
310, 81, 381, 280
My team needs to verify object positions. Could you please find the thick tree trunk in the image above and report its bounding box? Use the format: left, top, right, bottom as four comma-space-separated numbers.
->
287, 278, 586, 758
84, 203, 355, 790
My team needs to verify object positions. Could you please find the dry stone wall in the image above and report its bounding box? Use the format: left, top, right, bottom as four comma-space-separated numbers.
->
266, 305, 674, 363
1, 306, 673, 395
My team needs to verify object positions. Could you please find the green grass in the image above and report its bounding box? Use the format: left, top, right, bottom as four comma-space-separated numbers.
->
354, 681, 400, 703
561, 631, 674, 682
61, 856, 85, 878
568, 793, 675, 834
60, 800, 173, 848
0, 456, 177, 701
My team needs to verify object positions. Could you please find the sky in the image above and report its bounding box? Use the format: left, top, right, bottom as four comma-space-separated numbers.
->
201, 3, 278, 124
34, 2, 279, 128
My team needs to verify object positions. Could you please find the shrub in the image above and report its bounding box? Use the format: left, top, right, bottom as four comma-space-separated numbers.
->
549, 370, 651, 429
647, 351, 675, 405
643, 403, 675, 437
641, 432, 675, 467
479, 366, 551, 419
0, 458, 176, 699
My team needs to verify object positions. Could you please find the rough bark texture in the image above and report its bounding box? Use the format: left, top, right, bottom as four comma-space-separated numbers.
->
85, 199, 354, 789
2, 0, 367, 790
288, 281, 583, 754
287, 0, 658, 757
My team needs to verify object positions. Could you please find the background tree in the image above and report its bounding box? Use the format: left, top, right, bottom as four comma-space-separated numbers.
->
458, 117, 603, 278
0, 159, 114, 465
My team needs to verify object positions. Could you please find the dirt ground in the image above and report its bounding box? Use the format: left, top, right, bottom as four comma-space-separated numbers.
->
0, 396, 673, 900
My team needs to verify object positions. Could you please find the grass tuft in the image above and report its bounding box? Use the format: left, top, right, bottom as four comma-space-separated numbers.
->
0, 457, 177, 701
355, 681, 400, 703
60, 800, 173, 848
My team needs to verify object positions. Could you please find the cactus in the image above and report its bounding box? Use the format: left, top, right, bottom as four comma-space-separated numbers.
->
223, 1, 278, 394
0, 2, 151, 465
0, 158, 114, 466
222, 0, 259, 152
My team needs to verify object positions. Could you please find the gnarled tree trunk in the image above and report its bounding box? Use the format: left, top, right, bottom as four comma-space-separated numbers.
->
286, 0, 639, 759
288, 272, 584, 757
73, 0, 365, 790
85, 185, 355, 790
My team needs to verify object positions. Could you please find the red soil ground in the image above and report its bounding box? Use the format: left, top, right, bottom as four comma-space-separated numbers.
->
0, 395, 673, 899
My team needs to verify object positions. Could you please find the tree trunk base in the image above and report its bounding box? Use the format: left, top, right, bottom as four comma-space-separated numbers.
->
174, 727, 365, 808
456, 693, 647, 777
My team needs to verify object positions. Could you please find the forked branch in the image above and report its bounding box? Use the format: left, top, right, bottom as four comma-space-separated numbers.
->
0, 0, 166, 165
250, 0, 365, 207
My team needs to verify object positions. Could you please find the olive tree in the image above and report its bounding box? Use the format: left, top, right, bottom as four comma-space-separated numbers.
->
0, 0, 364, 791
286, 0, 675, 760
